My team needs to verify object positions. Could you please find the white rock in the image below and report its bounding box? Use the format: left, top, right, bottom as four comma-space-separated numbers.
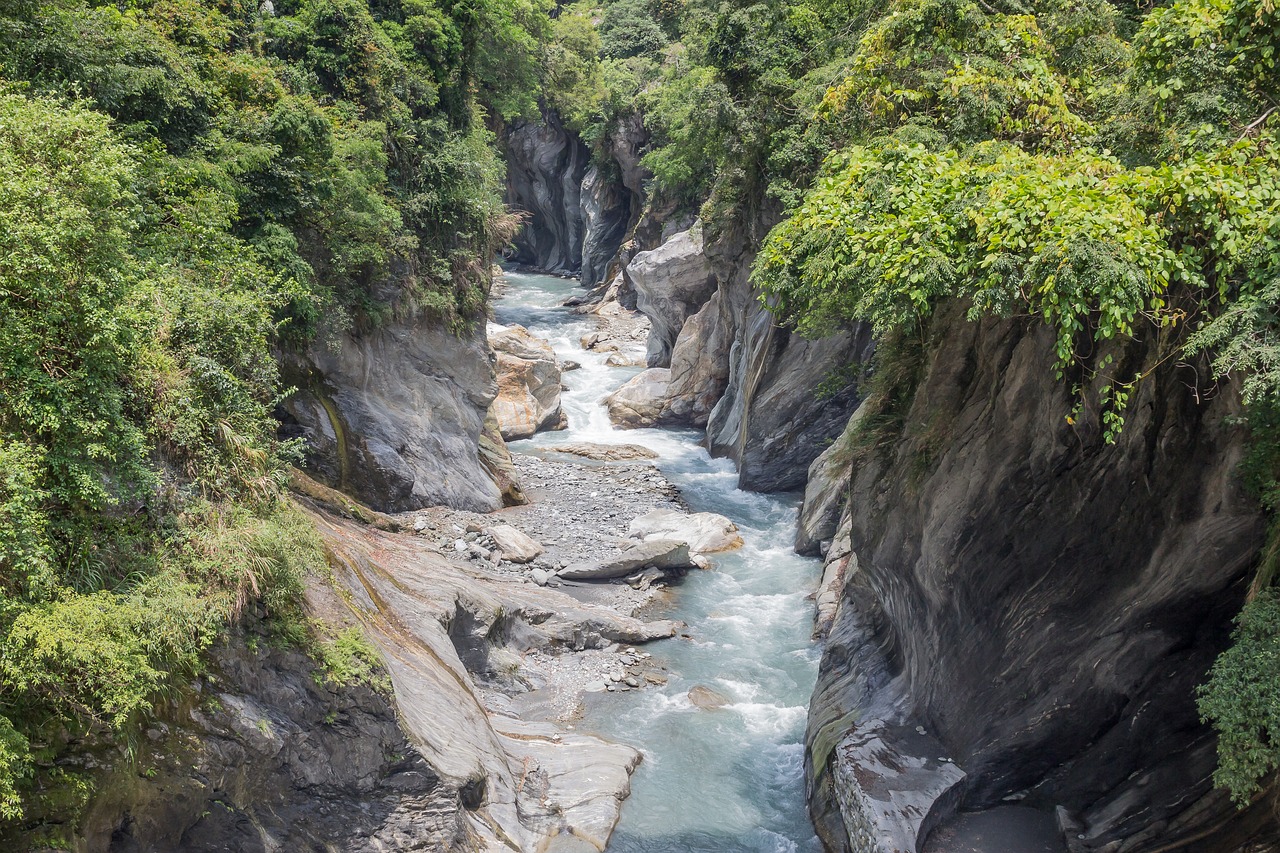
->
486, 524, 544, 564
628, 508, 743, 554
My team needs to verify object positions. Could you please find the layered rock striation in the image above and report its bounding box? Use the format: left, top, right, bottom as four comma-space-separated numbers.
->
280, 316, 513, 514
504, 112, 642, 289
801, 301, 1279, 852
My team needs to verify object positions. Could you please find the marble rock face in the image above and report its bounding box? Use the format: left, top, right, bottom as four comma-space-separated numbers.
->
488, 322, 565, 441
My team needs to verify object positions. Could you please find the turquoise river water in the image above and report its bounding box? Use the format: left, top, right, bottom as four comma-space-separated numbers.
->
495, 270, 826, 853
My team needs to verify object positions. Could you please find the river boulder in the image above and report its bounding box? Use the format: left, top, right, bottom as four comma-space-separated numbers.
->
558, 539, 692, 581
485, 524, 544, 563
488, 323, 565, 441
604, 368, 670, 428
628, 508, 743, 554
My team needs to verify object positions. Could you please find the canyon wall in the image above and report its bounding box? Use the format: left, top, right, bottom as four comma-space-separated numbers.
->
504, 111, 642, 289
799, 301, 1279, 852
279, 316, 513, 514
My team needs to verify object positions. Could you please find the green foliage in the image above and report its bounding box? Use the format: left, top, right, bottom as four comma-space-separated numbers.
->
0, 89, 329, 827
755, 136, 1280, 438
600, 0, 667, 59
313, 626, 390, 691
542, 2, 606, 131
1199, 587, 1280, 805
0, 92, 153, 533
0, 718, 30, 822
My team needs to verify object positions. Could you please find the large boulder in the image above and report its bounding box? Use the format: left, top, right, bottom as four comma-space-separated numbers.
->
558, 539, 692, 581
628, 509, 743, 554
604, 368, 670, 429
488, 323, 565, 441
627, 225, 717, 367
663, 293, 731, 427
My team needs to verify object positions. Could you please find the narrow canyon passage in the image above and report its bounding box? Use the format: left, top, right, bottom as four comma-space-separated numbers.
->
495, 270, 825, 853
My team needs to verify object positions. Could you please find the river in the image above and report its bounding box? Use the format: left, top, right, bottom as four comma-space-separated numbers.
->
494, 270, 825, 853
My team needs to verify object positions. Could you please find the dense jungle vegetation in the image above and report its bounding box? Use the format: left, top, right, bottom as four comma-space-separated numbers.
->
0, 0, 1277, 838
541, 0, 1280, 810
0, 0, 548, 836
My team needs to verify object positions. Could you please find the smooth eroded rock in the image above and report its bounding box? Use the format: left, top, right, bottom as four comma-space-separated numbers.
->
831, 721, 966, 853
489, 323, 564, 441
558, 539, 691, 581
281, 316, 503, 513
628, 508, 743, 554
627, 225, 716, 367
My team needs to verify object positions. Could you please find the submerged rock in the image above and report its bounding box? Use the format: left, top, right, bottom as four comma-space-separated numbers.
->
687, 685, 730, 710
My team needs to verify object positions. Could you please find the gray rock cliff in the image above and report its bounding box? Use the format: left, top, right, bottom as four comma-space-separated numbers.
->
504, 112, 642, 289
505, 112, 589, 276
802, 301, 1279, 852
280, 318, 508, 514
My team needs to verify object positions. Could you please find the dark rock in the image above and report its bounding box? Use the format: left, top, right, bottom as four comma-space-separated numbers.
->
805, 300, 1276, 852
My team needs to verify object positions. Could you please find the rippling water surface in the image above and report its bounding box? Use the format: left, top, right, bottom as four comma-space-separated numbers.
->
496, 270, 825, 853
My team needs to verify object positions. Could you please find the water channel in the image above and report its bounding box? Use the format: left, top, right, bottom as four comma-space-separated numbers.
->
495, 270, 825, 853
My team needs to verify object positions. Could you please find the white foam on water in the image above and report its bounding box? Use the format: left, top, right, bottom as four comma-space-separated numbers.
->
496, 270, 825, 853
733, 702, 809, 739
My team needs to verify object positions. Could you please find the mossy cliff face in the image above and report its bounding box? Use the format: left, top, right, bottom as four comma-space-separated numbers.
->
18, 639, 470, 853
802, 300, 1279, 851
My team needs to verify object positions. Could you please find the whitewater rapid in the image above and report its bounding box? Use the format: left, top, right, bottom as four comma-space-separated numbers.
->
496, 270, 824, 853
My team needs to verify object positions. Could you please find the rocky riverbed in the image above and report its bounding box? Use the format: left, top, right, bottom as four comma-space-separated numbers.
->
404, 443, 711, 729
